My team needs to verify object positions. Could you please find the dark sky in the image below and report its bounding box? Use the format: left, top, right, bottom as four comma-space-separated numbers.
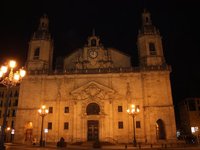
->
0, 0, 200, 106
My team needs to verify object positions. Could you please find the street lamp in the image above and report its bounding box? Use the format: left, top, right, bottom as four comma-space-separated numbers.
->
38, 105, 48, 147
0, 60, 26, 150
127, 104, 140, 147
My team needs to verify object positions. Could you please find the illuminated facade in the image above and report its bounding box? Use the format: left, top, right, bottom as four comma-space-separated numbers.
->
14, 10, 177, 144
0, 85, 19, 142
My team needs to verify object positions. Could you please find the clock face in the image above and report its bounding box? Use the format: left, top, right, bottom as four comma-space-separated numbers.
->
89, 50, 98, 58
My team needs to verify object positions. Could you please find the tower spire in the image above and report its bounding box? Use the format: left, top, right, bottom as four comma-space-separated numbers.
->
92, 28, 96, 36
27, 14, 54, 72
32, 14, 51, 40
39, 14, 49, 31
137, 9, 165, 66
139, 9, 159, 35
142, 9, 152, 26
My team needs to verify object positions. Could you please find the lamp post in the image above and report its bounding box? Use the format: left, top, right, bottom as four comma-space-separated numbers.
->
38, 105, 48, 147
0, 60, 26, 150
127, 104, 140, 147
44, 128, 48, 143
11, 129, 15, 142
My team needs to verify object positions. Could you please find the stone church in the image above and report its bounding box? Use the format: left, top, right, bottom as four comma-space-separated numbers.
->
14, 10, 177, 144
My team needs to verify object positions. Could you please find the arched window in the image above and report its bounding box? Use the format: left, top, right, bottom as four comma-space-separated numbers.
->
42, 22, 45, 27
146, 17, 149, 23
91, 39, 96, 46
149, 42, 156, 55
156, 119, 166, 140
34, 48, 40, 59
86, 103, 100, 115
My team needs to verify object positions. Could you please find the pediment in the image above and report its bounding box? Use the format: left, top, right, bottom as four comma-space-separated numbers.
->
70, 81, 116, 101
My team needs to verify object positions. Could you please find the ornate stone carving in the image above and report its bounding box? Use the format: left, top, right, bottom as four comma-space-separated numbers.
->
70, 81, 116, 101
85, 84, 100, 96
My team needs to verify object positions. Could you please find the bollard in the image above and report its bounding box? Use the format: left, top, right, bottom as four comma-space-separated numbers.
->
138, 143, 141, 149
125, 144, 127, 149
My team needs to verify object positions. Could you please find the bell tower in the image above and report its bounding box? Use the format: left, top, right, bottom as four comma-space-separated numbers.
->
137, 9, 165, 66
26, 14, 53, 72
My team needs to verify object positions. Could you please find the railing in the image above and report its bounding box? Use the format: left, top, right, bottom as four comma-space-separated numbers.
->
27, 65, 171, 76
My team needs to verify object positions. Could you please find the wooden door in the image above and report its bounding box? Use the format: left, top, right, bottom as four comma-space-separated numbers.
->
87, 120, 99, 141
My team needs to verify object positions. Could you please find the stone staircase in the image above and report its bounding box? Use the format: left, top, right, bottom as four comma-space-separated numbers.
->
81, 141, 94, 147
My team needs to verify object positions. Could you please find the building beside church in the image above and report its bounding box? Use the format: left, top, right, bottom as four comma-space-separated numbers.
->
0, 85, 19, 142
14, 10, 177, 144
178, 98, 200, 136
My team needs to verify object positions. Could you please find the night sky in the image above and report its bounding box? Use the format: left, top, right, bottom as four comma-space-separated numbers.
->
1, 0, 200, 107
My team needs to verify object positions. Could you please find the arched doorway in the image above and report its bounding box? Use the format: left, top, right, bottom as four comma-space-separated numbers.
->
86, 103, 100, 141
25, 122, 33, 142
156, 119, 166, 140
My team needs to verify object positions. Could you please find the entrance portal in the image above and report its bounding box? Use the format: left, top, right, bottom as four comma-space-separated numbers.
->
87, 120, 99, 141
156, 119, 166, 140
25, 122, 33, 143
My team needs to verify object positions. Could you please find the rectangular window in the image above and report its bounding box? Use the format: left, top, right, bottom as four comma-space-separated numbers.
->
118, 106, 123, 112
118, 121, 123, 129
7, 109, 10, 117
12, 109, 16, 117
64, 107, 69, 113
191, 126, 199, 133
136, 105, 140, 111
11, 121, 14, 128
136, 121, 141, 128
64, 122, 69, 130
13, 99, 18, 106
9, 100, 11, 107
49, 107, 53, 113
188, 101, 196, 111
48, 122, 52, 130
14, 91, 19, 97
149, 42, 156, 55
34, 48, 40, 60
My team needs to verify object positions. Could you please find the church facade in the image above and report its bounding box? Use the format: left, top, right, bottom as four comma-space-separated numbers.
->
14, 10, 177, 144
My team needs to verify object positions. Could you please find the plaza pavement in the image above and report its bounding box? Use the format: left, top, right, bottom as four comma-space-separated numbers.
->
4, 143, 200, 150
